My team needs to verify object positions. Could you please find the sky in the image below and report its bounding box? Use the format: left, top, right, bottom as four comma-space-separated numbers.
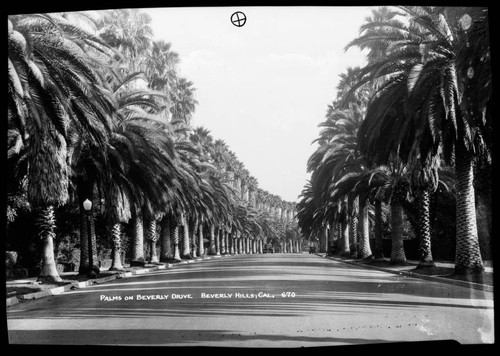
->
141, 6, 374, 203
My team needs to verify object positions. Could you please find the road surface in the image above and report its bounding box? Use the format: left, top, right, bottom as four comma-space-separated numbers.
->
7, 253, 494, 347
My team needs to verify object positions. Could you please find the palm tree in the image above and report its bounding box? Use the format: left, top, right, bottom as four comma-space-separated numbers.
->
354, 169, 391, 260
145, 40, 180, 92
408, 158, 440, 267
103, 183, 131, 272
8, 13, 117, 282
170, 77, 198, 128
97, 8, 154, 74
346, 195, 359, 258
171, 214, 182, 261
145, 212, 160, 264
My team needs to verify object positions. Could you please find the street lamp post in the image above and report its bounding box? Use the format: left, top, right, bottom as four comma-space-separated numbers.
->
83, 199, 97, 278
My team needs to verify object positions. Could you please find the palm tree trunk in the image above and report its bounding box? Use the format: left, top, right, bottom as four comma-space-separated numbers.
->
148, 218, 159, 263
215, 226, 221, 255
131, 207, 145, 266
358, 198, 373, 260
349, 196, 359, 258
349, 215, 359, 258
190, 218, 198, 258
208, 225, 217, 255
221, 228, 226, 254
336, 222, 341, 253
328, 225, 335, 254
197, 223, 205, 257
416, 187, 435, 267
340, 220, 350, 256
373, 199, 385, 260
89, 210, 98, 271
213, 226, 218, 254
237, 235, 242, 254
454, 147, 484, 274
78, 207, 90, 274
159, 215, 173, 262
181, 214, 191, 259
109, 223, 125, 271
36, 205, 62, 283
172, 223, 181, 261
319, 226, 327, 253
390, 202, 406, 265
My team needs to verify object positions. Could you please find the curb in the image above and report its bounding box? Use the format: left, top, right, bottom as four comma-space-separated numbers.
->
320, 254, 494, 293
6, 254, 226, 308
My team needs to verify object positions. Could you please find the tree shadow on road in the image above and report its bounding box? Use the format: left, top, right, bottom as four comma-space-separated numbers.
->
5, 327, 425, 346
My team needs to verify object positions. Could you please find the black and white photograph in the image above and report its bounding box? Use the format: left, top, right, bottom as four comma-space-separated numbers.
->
6, 4, 494, 349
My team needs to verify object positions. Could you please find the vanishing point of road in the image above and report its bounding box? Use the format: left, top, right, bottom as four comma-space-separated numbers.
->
7, 253, 494, 347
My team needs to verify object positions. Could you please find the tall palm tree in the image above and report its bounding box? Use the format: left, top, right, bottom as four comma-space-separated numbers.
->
145, 40, 180, 92
144, 39, 181, 123
170, 77, 198, 129
97, 8, 154, 74
103, 182, 131, 272
8, 12, 117, 282
353, 169, 391, 260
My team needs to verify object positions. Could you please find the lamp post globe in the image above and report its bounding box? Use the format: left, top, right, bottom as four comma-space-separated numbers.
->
83, 199, 92, 211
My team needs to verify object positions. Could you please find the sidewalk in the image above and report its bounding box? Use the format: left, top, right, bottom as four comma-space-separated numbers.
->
318, 253, 494, 292
6, 254, 228, 307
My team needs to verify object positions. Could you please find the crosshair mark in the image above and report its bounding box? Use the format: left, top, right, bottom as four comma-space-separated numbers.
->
231, 11, 247, 27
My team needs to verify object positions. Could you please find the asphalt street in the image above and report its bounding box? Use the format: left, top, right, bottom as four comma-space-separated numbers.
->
6, 253, 495, 347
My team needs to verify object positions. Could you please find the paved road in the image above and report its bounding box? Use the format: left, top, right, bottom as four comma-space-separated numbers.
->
7, 253, 494, 347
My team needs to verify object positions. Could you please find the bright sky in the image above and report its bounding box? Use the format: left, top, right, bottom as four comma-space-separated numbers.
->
141, 6, 373, 203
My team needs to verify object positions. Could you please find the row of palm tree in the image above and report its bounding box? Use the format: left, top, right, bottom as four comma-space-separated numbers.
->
7, 9, 301, 283
297, 6, 491, 275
